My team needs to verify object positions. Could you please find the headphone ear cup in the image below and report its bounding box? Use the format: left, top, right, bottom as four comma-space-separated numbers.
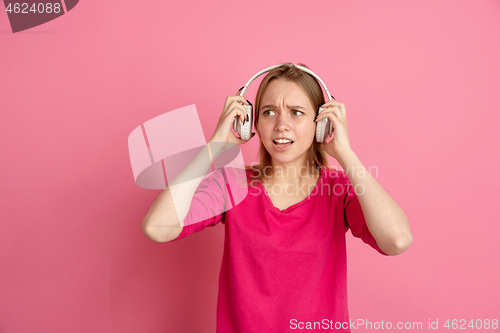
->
233, 104, 253, 140
242, 104, 253, 140
316, 107, 325, 143
315, 107, 334, 143
327, 118, 333, 137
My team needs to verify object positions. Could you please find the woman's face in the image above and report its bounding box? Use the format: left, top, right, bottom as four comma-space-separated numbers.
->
256, 79, 317, 168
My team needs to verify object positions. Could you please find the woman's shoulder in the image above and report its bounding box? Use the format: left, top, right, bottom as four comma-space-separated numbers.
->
243, 165, 264, 187
320, 166, 349, 184
212, 165, 261, 189
243, 165, 260, 176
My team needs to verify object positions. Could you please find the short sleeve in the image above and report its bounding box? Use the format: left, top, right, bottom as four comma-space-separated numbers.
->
343, 177, 389, 256
170, 167, 228, 242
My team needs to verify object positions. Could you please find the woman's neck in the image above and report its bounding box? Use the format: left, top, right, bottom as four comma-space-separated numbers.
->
264, 161, 320, 187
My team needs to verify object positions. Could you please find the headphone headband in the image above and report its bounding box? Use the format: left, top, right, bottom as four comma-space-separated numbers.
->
238, 64, 335, 102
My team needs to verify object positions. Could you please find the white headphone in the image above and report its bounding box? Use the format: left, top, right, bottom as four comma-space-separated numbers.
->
232, 64, 335, 143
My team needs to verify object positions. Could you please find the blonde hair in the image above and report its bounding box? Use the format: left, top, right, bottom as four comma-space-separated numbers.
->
245, 62, 331, 184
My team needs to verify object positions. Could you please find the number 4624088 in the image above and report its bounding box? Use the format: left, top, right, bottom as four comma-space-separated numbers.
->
5, 3, 62, 14
444, 319, 498, 330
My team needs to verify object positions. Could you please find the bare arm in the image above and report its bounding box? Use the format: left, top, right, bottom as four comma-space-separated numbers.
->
338, 150, 413, 256
315, 100, 412, 256
142, 95, 253, 243
141, 142, 225, 243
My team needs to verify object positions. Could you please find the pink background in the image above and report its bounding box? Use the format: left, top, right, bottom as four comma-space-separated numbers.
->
1, 0, 499, 332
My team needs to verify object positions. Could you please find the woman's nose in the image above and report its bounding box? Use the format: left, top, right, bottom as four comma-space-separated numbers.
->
274, 112, 291, 131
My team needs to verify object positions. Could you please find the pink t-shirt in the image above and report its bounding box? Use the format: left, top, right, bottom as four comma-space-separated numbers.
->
172, 166, 388, 332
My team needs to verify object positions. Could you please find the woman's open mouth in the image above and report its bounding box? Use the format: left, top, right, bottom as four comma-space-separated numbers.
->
273, 139, 294, 151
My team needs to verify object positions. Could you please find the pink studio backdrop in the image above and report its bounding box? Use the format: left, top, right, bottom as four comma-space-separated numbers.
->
1, 0, 499, 332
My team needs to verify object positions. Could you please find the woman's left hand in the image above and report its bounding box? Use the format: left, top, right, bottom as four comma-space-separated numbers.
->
316, 100, 353, 161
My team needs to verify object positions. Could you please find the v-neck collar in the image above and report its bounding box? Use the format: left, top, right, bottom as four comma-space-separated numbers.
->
261, 167, 324, 213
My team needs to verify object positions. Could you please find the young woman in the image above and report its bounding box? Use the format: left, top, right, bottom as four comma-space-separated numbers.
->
142, 63, 412, 332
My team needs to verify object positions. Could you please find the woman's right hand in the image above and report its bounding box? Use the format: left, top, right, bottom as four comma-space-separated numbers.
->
209, 94, 256, 151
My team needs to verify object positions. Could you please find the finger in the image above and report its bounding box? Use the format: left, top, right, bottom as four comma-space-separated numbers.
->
334, 102, 346, 119
238, 102, 250, 123
224, 96, 250, 112
316, 109, 338, 122
231, 107, 246, 124
321, 101, 345, 111
323, 105, 341, 112
332, 107, 343, 120
228, 102, 248, 123
315, 112, 340, 127
231, 95, 251, 106
321, 106, 344, 121
321, 100, 344, 106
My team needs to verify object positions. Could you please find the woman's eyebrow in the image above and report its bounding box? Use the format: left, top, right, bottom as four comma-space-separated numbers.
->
289, 105, 306, 110
260, 104, 307, 110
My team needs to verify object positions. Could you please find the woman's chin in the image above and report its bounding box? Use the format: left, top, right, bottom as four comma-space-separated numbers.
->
269, 152, 307, 166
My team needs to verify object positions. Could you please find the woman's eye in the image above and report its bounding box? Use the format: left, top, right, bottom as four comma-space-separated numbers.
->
263, 110, 303, 116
